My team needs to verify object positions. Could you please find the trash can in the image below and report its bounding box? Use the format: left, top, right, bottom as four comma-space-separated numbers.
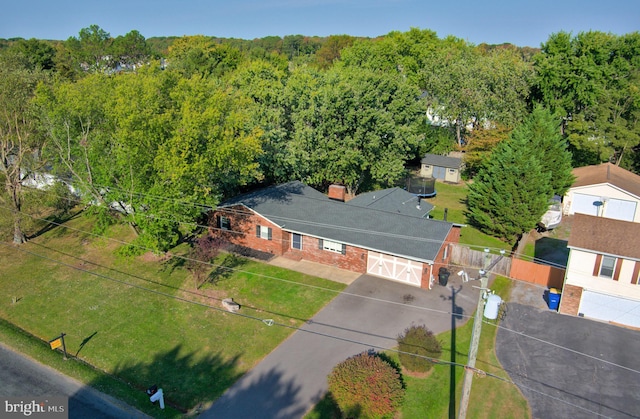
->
548, 288, 561, 310
438, 267, 450, 286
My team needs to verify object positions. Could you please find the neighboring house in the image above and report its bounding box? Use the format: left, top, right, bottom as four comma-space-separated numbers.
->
420, 154, 462, 183
210, 181, 459, 289
563, 163, 640, 222
559, 214, 640, 328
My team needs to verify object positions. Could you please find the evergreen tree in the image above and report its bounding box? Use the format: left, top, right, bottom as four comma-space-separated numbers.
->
467, 133, 552, 244
515, 106, 574, 196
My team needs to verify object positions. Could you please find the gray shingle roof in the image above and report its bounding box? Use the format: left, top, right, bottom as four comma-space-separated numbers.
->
220, 181, 452, 263
421, 153, 461, 168
347, 187, 433, 218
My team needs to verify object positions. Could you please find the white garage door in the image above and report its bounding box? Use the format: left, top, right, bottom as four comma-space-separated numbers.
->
571, 193, 601, 216
604, 198, 636, 221
579, 290, 640, 328
367, 251, 423, 287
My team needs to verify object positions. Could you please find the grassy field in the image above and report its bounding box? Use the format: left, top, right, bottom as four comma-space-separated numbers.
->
425, 181, 510, 251
306, 276, 530, 419
0, 212, 345, 415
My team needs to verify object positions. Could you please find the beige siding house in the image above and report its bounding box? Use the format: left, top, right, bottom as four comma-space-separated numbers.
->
560, 214, 640, 328
563, 163, 640, 222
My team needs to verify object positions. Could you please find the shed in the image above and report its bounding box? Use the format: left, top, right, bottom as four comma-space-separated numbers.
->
420, 154, 462, 183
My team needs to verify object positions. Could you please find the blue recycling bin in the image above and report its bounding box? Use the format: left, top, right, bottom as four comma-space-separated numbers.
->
548, 288, 561, 310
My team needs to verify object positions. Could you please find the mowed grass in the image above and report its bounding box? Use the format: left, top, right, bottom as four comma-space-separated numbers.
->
0, 212, 345, 414
425, 181, 510, 251
401, 276, 529, 418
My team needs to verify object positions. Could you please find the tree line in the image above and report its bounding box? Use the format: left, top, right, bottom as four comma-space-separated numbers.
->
1, 25, 638, 248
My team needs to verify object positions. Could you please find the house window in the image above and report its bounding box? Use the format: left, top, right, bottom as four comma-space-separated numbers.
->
256, 225, 272, 240
599, 256, 616, 278
292, 233, 302, 250
319, 239, 346, 255
220, 216, 230, 230
424, 165, 431, 169
448, 168, 456, 174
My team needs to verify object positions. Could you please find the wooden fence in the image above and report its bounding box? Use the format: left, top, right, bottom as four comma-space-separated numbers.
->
449, 245, 511, 277
450, 244, 565, 288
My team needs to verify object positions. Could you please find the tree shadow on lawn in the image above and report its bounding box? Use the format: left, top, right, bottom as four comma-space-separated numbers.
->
27, 208, 86, 240
91, 344, 243, 413
204, 253, 248, 287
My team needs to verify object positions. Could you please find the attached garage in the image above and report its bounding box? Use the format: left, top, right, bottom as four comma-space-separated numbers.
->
571, 193, 601, 216
605, 198, 636, 222
367, 251, 423, 287
578, 290, 640, 329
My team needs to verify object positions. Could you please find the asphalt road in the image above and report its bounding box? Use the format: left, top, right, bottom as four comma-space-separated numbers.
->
202, 274, 481, 418
0, 343, 149, 419
496, 303, 640, 419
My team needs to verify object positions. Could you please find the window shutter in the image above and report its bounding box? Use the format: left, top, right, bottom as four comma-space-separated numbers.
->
613, 258, 623, 281
593, 254, 602, 276
267, 227, 272, 241
318, 239, 323, 249
632, 262, 640, 285
341, 244, 346, 255
216, 215, 221, 228
256, 225, 261, 238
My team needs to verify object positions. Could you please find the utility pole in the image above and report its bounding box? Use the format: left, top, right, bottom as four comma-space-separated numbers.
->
458, 248, 491, 419
457, 271, 488, 419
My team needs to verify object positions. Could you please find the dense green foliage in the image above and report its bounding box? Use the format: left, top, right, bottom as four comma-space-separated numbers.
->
2, 25, 638, 247
397, 324, 442, 373
328, 352, 405, 418
466, 115, 557, 244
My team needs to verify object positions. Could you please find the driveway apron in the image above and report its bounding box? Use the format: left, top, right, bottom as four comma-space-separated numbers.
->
496, 302, 640, 419
202, 274, 481, 418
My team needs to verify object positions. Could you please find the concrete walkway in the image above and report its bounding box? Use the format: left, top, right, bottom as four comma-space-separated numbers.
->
202, 274, 481, 418
267, 256, 361, 284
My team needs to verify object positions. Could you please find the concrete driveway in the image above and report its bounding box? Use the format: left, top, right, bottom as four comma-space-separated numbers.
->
202, 273, 481, 418
496, 287, 640, 418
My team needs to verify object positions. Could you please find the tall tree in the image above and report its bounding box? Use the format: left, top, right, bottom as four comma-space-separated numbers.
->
111, 30, 151, 67
286, 65, 425, 195
514, 106, 574, 196
0, 51, 48, 243
467, 127, 552, 244
65, 24, 113, 72
534, 31, 640, 168
166, 36, 242, 78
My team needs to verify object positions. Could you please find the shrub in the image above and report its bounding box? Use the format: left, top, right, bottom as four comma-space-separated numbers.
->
397, 324, 442, 373
328, 351, 404, 419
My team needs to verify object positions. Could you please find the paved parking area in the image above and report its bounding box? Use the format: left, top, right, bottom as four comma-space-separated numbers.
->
203, 274, 481, 418
496, 301, 640, 418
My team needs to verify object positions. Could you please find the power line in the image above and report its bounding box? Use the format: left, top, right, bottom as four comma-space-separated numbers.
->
5, 206, 637, 383
16, 186, 566, 268
0, 241, 622, 417
484, 320, 640, 375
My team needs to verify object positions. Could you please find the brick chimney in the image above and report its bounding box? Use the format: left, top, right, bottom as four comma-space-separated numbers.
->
328, 184, 346, 202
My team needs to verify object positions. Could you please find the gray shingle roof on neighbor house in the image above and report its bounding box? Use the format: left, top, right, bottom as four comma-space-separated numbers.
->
347, 187, 434, 218
421, 153, 461, 169
220, 181, 452, 263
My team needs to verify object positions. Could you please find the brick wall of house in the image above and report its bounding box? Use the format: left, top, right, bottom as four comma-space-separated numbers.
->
211, 206, 287, 257
559, 283, 583, 316
429, 226, 462, 289
284, 233, 368, 274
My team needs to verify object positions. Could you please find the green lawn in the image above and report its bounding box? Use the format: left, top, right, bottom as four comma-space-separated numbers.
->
306, 277, 530, 419
426, 181, 510, 251
0, 214, 345, 415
